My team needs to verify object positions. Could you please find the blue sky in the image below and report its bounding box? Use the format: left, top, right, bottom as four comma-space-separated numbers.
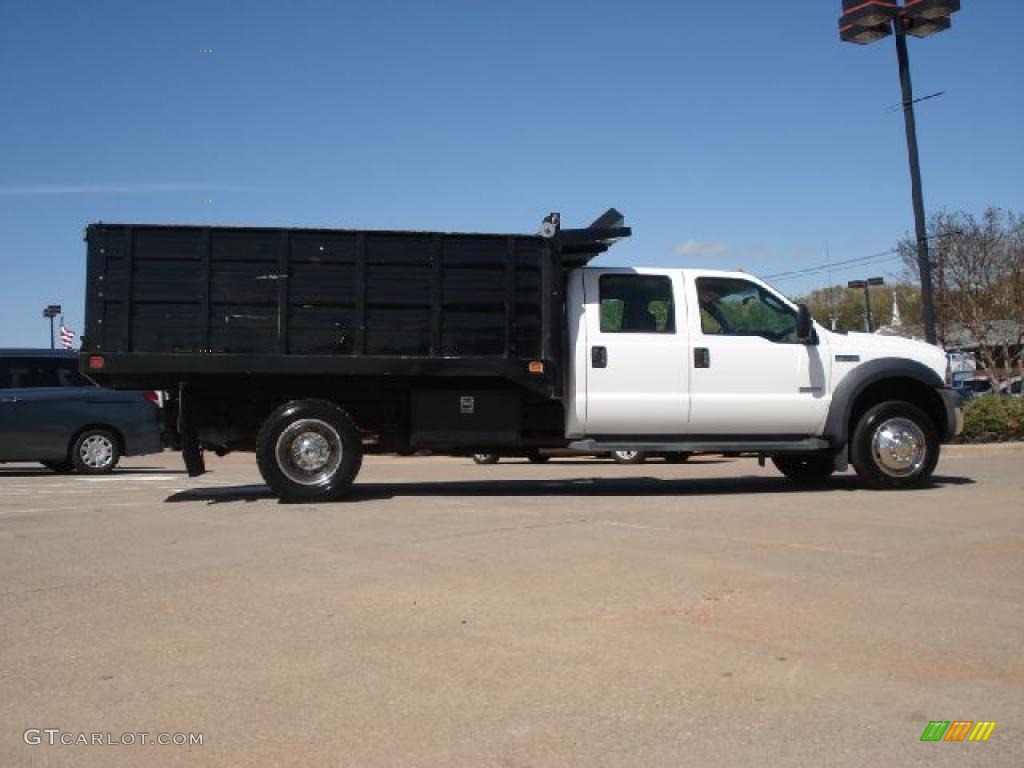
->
1, 1, 1021, 347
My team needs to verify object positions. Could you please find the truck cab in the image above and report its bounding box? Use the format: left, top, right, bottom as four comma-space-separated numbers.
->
565, 266, 961, 488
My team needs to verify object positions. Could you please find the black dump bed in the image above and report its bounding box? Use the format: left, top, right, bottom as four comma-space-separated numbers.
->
82, 211, 628, 394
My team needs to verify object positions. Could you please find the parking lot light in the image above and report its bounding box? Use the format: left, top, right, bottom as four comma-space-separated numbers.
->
837, 0, 961, 346
848, 277, 885, 333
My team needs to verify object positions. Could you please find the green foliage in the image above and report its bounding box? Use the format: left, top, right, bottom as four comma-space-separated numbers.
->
600, 300, 623, 332
715, 298, 794, 337
647, 300, 670, 330
600, 299, 672, 332
961, 396, 1024, 442
798, 283, 922, 333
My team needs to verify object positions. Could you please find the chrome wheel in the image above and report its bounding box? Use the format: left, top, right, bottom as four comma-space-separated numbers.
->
79, 434, 115, 469
275, 419, 342, 486
871, 417, 926, 478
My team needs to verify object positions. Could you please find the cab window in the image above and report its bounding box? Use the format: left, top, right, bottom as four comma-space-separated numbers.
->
599, 275, 675, 334
696, 277, 798, 342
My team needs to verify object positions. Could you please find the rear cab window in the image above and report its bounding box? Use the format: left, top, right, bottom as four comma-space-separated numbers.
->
599, 275, 675, 334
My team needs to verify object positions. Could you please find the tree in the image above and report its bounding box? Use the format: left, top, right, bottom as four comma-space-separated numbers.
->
899, 208, 1024, 382
800, 282, 921, 333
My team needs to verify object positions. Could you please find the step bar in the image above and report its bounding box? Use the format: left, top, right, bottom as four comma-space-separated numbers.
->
568, 437, 831, 455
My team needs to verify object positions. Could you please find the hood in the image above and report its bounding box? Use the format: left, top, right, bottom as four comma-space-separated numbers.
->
825, 330, 947, 381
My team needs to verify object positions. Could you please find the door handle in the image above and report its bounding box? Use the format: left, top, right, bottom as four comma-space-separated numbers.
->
591, 346, 607, 368
694, 347, 710, 368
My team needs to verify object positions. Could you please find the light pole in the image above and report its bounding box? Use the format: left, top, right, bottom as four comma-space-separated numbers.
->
838, 0, 960, 346
848, 277, 885, 333
42, 304, 62, 350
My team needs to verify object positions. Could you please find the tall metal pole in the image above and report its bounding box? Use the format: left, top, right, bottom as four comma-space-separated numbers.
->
894, 15, 938, 345
49, 316, 55, 350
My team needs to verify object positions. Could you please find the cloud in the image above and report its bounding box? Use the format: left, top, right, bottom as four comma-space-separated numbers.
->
0, 183, 252, 196
671, 240, 770, 263
672, 240, 732, 258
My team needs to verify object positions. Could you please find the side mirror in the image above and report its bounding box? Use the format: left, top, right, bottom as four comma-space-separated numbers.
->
796, 303, 815, 344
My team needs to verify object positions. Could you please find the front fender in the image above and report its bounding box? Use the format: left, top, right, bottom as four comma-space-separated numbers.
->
823, 358, 944, 449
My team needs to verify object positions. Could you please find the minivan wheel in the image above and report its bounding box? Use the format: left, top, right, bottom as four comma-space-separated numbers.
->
611, 450, 645, 464
71, 429, 120, 474
472, 453, 499, 465
256, 400, 363, 502
772, 454, 834, 484
851, 400, 939, 490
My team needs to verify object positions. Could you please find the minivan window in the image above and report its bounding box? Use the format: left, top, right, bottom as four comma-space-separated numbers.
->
0, 357, 92, 389
599, 275, 675, 334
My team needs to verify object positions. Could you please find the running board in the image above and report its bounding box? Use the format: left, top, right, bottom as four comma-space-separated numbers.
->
568, 438, 830, 454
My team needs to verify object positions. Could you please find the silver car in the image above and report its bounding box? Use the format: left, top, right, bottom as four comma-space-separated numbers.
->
0, 350, 162, 473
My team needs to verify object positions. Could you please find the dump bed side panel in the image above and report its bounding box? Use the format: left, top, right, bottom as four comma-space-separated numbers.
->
84, 225, 555, 378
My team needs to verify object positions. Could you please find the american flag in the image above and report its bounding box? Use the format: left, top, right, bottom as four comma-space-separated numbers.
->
59, 321, 75, 350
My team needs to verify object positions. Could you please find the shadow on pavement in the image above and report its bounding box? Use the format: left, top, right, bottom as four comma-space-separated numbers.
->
487, 459, 732, 466
0, 467, 187, 478
164, 474, 974, 505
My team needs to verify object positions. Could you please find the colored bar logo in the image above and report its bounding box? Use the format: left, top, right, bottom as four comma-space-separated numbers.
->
920, 721, 997, 742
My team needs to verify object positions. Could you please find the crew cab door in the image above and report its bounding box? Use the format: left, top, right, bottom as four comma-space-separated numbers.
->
685, 275, 830, 435
579, 270, 688, 435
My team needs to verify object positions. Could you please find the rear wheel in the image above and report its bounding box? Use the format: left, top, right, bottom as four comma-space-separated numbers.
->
472, 453, 499, 465
772, 454, 834, 484
527, 451, 551, 464
256, 400, 362, 502
851, 400, 939, 489
71, 429, 120, 474
611, 450, 645, 465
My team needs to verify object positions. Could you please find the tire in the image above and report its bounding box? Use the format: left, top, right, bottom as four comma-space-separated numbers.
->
850, 400, 939, 490
472, 453, 499, 465
527, 452, 551, 464
42, 460, 74, 474
772, 454, 834, 484
663, 452, 691, 464
71, 429, 120, 474
611, 450, 646, 465
256, 400, 363, 502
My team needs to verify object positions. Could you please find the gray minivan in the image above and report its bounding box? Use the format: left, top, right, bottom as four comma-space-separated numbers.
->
0, 350, 162, 473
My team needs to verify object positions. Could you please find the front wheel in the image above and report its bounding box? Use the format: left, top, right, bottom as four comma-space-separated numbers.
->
256, 400, 363, 502
71, 429, 120, 474
850, 401, 939, 489
611, 450, 645, 465
772, 454, 834, 484
472, 453, 499, 465
527, 452, 551, 464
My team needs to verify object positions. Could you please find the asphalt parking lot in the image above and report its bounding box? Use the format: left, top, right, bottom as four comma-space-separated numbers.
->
1, 446, 1022, 767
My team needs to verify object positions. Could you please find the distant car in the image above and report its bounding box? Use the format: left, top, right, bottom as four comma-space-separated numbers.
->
998, 377, 1022, 396
952, 385, 974, 403
0, 350, 162, 474
958, 376, 995, 397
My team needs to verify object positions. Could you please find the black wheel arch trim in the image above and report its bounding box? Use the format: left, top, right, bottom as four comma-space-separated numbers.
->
823, 357, 945, 449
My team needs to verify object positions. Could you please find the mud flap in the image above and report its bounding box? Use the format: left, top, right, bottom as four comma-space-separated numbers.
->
177, 382, 206, 477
